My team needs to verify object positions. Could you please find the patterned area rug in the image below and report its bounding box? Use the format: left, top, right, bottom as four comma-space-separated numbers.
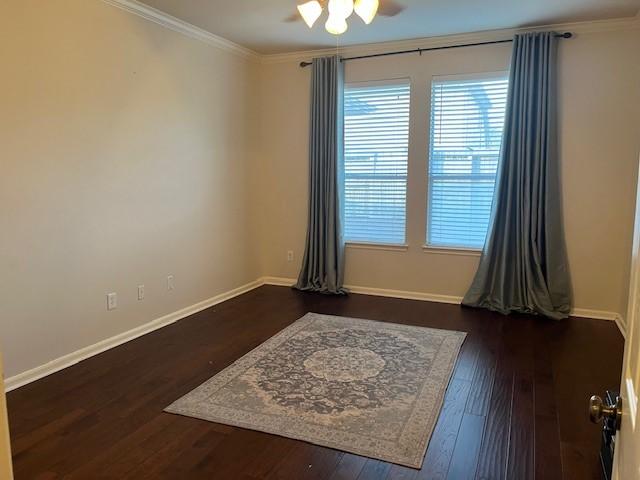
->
165, 313, 466, 468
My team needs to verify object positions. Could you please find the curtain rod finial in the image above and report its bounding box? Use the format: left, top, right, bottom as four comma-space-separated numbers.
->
300, 61, 312, 68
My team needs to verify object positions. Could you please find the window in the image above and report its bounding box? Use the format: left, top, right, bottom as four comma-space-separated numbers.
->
427, 75, 509, 249
344, 82, 410, 245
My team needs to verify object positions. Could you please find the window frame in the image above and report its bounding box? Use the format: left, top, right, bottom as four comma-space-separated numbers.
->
424, 71, 509, 252
343, 77, 412, 247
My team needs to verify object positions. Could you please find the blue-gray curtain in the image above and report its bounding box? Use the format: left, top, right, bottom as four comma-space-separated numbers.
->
462, 32, 572, 320
295, 56, 347, 294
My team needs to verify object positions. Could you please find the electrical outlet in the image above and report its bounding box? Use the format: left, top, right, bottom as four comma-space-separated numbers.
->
106, 292, 117, 310
167, 275, 175, 291
287, 250, 294, 262
138, 285, 145, 300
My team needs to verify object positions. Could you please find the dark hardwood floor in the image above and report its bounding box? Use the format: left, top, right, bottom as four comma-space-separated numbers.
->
7, 285, 624, 479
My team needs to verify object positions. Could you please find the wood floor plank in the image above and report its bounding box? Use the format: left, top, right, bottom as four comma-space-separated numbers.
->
533, 323, 563, 480
385, 464, 418, 480
64, 414, 181, 479
266, 443, 344, 480
452, 336, 481, 382
6, 286, 622, 479
474, 319, 517, 480
356, 459, 391, 479
445, 413, 485, 480
240, 435, 299, 479
418, 379, 471, 480
121, 423, 219, 480
506, 320, 535, 480
328, 454, 368, 480
464, 325, 501, 417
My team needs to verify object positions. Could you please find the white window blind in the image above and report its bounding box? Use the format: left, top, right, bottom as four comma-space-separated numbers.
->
344, 83, 410, 244
427, 75, 509, 249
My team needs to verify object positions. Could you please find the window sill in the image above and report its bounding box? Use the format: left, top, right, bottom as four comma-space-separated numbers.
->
346, 242, 409, 252
422, 245, 482, 257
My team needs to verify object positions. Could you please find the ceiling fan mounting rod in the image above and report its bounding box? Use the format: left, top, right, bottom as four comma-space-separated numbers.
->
299, 31, 573, 67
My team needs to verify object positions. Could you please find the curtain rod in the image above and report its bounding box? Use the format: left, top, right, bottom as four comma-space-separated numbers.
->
299, 32, 572, 67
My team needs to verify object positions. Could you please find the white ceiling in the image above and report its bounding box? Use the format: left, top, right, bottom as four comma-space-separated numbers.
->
139, 0, 640, 54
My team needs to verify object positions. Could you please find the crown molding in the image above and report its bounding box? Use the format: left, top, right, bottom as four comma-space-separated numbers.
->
98, 1, 638, 66
101, 0, 260, 61
261, 16, 640, 65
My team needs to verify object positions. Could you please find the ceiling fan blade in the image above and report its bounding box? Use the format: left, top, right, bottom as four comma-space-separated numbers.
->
378, 0, 406, 17
284, 12, 302, 23
287, 0, 402, 23
286, 1, 327, 23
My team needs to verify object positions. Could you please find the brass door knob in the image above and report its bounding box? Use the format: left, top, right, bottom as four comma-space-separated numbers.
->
589, 395, 622, 429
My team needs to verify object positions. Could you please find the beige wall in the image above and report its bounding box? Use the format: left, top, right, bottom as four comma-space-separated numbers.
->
256, 28, 640, 319
0, 0, 260, 378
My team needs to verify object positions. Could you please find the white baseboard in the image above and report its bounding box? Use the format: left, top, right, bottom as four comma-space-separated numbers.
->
6, 276, 625, 392
570, 308, 617, 321
262, 277, 623, 321
615, 316, 627, 338
570, 309, 627, 338
5, 279, 264, 392
262, 276, 460, 303
261, 276, 296, 287
346, 284, 462, 304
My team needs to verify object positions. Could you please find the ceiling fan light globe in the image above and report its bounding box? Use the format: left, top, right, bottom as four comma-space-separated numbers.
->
354, 0, 379, 24
328, 0, 354, 20
325, 13, 348, 34
297, 1, 323, 28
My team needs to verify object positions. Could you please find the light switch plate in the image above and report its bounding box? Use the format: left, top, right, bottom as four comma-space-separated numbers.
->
107, 292, 117, 310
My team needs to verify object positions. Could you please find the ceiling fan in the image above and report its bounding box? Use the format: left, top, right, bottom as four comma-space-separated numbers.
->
287, 0, 406, 35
